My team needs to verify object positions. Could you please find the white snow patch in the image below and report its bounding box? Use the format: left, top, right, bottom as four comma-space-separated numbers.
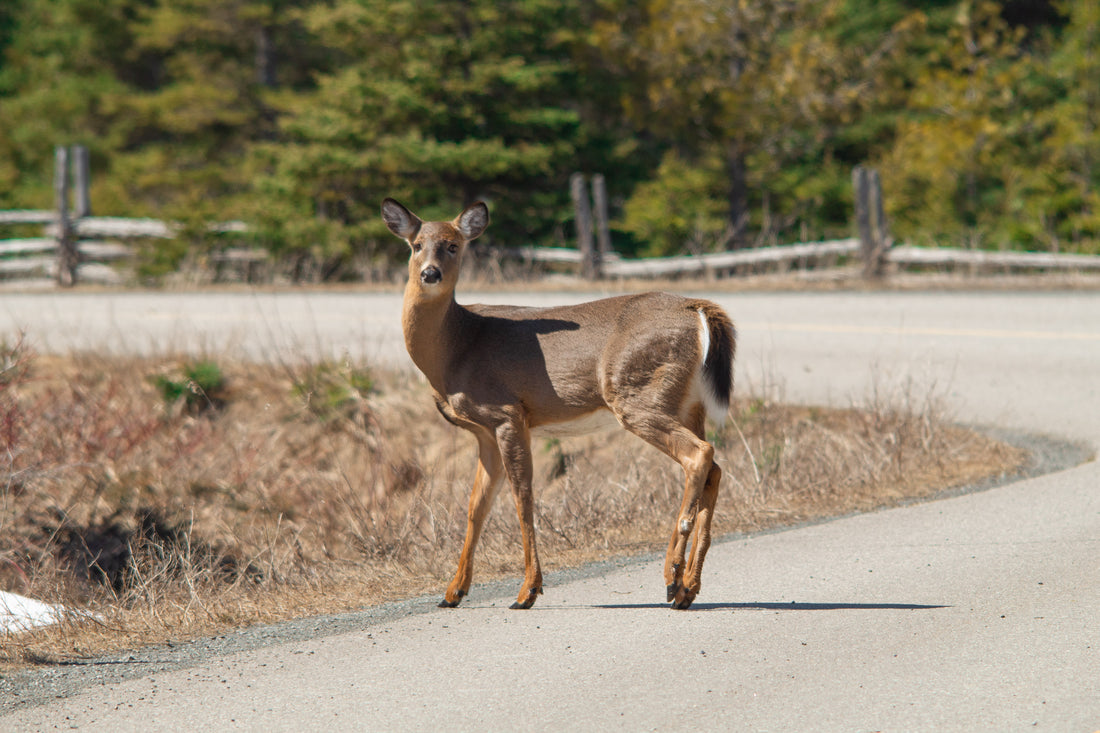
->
1, 590, 72, 634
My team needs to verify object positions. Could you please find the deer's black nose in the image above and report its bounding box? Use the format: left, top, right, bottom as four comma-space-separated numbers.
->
420, 265, 442, 284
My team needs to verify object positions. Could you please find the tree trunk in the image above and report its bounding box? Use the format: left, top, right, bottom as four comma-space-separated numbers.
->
255, 27, 276, 88
725, 143, 749, 250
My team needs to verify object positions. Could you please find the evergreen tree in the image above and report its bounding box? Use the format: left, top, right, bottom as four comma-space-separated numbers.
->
0, 0, 144, 207
255, 0, 600, 273
114, 0, 323, 219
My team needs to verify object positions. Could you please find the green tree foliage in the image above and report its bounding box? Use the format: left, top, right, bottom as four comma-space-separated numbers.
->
592, 0, 810, 250
0, 0, 139, 206
877, 1, 1098, 253
1037, 1, 1100, 251
254, 0, 605, 272
0, 0, 1097, 269
881, 3, 1043, 247
0, 0, 330, 274
592, 0, 930, 252
620, 152, 729, 257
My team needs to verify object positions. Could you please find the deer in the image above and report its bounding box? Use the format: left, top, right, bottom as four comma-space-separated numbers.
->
382, 198, 735, 610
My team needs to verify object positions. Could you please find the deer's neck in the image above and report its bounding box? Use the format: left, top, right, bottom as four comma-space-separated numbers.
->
401, 285, 466, 391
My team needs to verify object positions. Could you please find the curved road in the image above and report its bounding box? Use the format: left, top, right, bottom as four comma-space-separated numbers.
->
1, 289, 1098, 730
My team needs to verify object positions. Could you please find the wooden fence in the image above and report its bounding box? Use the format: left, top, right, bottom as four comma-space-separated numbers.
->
0, 145, 253, 287
3, 151, 1099, 286
554, 167, 1100, 280
0, 146, 125, 286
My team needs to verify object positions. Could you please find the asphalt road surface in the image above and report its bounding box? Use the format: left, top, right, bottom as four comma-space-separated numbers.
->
1, 289, 1098, 731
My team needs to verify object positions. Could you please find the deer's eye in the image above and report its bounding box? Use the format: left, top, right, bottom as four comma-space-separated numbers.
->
447, 243, 458, 254
412, 241, 422, 253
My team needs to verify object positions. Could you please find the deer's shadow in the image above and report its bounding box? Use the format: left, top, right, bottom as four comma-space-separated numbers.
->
594, 601, 949, 611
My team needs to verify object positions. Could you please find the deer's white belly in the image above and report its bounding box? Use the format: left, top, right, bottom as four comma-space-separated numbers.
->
532, 409, 620, 438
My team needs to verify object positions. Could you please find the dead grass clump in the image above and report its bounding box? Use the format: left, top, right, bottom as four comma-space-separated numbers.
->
0, 339, 1025, 665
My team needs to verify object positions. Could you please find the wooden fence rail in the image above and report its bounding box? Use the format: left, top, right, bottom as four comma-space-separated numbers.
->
602, 238, 860, 278
507, 238, 1100, 278
0, 211, 55, 225
889, 245, 1100, 272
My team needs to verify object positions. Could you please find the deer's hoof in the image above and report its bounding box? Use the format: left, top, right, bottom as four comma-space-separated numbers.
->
439, 590, 465, 608
510, 587, 541, 609
671, 587, 697, 610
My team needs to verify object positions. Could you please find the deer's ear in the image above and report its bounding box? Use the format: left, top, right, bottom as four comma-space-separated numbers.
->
455, 201, 489, 241
382, 198, 422, 241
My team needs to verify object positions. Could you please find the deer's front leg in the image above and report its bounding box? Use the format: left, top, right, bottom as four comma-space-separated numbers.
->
441, 433, 504, 608
496, 420, 543, 610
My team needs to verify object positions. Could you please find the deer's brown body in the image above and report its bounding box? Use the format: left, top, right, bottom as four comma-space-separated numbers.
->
384, 198, 735, 609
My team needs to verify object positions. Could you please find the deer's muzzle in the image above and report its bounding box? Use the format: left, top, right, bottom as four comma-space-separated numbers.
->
420, 265, 442, 284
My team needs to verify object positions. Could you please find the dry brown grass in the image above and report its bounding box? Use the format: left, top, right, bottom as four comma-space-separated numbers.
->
0, 337, 1024, 666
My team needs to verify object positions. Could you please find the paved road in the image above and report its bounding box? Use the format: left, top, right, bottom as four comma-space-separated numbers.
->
2, 289, 1098, 731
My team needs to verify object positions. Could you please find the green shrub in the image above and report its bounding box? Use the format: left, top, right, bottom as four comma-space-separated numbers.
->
293, 361, 374, 422
154, 361, 227, 414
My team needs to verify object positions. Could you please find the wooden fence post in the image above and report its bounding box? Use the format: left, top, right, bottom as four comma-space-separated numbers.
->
54, 146, 78, 287
591, 173, 613, 262
72, 144, 91, 219
853, 166, 888, 279
570, 172, 599, 279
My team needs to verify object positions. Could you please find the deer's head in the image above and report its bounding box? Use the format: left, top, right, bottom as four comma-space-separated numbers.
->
382, 198, 489, 297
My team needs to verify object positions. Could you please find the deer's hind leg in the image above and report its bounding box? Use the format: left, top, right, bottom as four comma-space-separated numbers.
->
441, 430, 504, 607
680, 458, 721, 609
665, 405, 723, 609
616, 403, 717, 610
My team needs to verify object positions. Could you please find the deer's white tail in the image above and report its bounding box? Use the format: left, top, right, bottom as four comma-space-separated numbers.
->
697, 305, 736, 426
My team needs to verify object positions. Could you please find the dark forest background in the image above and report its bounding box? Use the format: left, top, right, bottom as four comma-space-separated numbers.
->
1, 1, 1097, 278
